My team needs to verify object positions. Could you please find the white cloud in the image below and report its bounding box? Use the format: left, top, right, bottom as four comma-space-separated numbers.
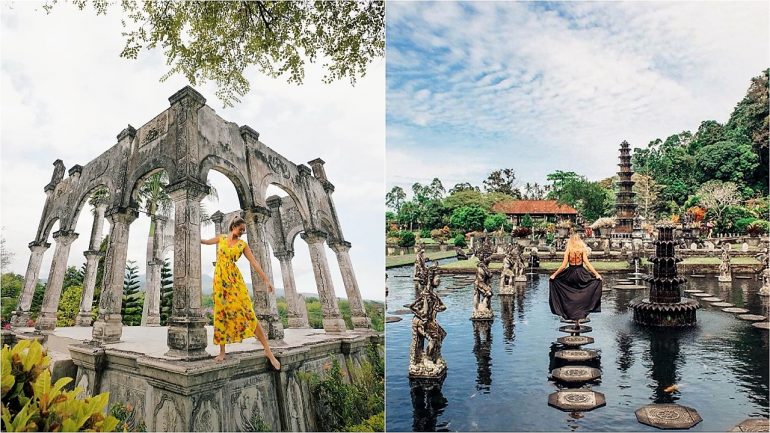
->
1, 3, 384, 301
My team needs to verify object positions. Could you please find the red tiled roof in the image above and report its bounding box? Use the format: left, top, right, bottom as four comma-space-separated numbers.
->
491, 200, 578, 215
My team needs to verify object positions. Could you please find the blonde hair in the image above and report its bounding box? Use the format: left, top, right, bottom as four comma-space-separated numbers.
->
566, 234, 586, 254
228, 215, 246, 231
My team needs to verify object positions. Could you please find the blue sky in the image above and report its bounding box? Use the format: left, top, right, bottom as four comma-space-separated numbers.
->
386, 1, 769, 196
1, 3, 384, 301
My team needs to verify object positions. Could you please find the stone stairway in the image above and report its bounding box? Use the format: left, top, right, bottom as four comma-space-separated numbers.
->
548, 321, 606, 412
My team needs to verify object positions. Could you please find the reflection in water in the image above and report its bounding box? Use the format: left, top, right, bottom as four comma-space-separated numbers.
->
500, 295, 516, 346
646, 330, 684, 403
473, 321, 493, 391
516, 285, 527, 322
612, 287, 637, 314
616, 332, 635, 372
410, 378, 449, 432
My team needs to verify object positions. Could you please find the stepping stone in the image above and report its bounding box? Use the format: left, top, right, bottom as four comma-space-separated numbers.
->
723, 307, 750, 314
729, 418, 769, 432
554, 349, 600, 362
738, 314, 767, 322
548, 389, 606, 412
684, 289, 703, 294
385, 316, 403, 323
551, 366, 602, 383
559, 325, 593, 334
702, 297, 723, 302
561, 317, 591, 323
557, 335, 594, 347
389, 309, 412, 315
615, 279, 633, 284
692, 293, 713, 298
735, 275, 753, 279
752, 322, 770, 330
614, 284, 646, 290
635, 404, 702, 429
710, 302, 734, 307
689, 274, 706, 278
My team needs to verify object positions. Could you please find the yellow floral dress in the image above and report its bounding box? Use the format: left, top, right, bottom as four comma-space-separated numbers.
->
213, 235, 257, 345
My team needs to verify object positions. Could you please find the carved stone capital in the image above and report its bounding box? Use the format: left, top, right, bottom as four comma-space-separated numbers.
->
322, 180, 335, 193
83, 250, 104, 260
239, 125, 260, 142
301, 229, 328, 244
52, 230, 79, 245
68, 165, 83, 178
28, 241, 51, 253
210, 211, 224, 224
328, 240, 352, 254
164, 179, 210, 202
116, 125, 137, 141
265, 195, 283, 209
151, 214, 168, 224
246, 206, 271, 224
105, 207, 139, 225
297, 164, 312, 176
168, 86, 206, 107
274, 250, 295, 261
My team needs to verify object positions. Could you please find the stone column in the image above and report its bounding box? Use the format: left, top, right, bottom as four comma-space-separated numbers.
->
11, 241, 50, 327
36, 230, 79, 331
275, 250, 308, 328
329, 241, 371, 329
92, 209, 138, 343
142, 215, 167, 326
76, 202, 108, 326
245, 206, 284, 339
164, 180, 209, 360
301, 230, 347, 332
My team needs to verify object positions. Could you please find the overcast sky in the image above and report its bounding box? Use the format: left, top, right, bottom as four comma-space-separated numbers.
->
1, 3, 384, 301
387, 1, 769, 196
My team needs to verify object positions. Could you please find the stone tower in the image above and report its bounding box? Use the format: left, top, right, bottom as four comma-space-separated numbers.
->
615, 140, 637, 234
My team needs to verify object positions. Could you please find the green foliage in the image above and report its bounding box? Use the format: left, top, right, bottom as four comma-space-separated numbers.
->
159, 259, 173, 326
735, 217, 758, 233
453, 234, 467, 247
303, 297, 324, 329
396, 202, 419, 230
62, 267, 84, 293
364, 301, 384, 333
243, 413, 272, 432
30, 284, 46, 321
746, 220, 769, 237
397, 231, 416, 248
483, 213, 512, 233
56, 286, 82, 327
121, 261, 142, 326
300, 344, 384, 432
546, 171, 612, 221
483, 169, 521, 198
385, 186, 406, 212
417, 200, 448, 230
109, 402, 146, 432
694, 141, 758, 188
449, 206, 488, 232
1, 340, 120, 432
1, 274, 23, 324
521, 214, 533, 228
419, 228, 431, 239
46, 1, 385, 107
347, 412, 384, 432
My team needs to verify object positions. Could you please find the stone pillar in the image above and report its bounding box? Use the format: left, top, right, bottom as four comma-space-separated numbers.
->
36, 230, 79, 331
92, 209, 138, 343
328, 241, 371, 329
163, 180, 209, 359
76, 202, 108, 327
11, 241, 50, 327
141, 215, 167, 326
275, 250, 308, 328
245, 206, 284, 339
301, 230, 347, 332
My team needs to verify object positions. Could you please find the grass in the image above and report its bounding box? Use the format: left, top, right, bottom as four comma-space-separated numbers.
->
386, 250, 457, 268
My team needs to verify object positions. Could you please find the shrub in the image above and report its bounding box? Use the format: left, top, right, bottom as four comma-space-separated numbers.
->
397, 231, 416, 248
746, 220, 769, 237
1, 340, 120, 432
511, 227, 531, 238
386, 230, 399, 238
56, 286, 82, 327
556, 220, 573, 229
419, 228, 431, 239
521, 214, 533, 228
735, 217, 758, 234
483, 213, 512, 233
110, 402, 146, 432
590, 217, 616, 230
453, 234, 467, 247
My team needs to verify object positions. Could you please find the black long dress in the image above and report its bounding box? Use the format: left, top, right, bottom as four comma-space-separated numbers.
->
549, 264, 602, 320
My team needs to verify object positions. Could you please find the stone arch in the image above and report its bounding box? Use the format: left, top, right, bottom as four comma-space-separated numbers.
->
125, 156, 177, 209
199, 155, 253, 210
39, 216, 61, 243
256, 174, 312, 226
63, 183, 114, 233
316, 211, 341, 244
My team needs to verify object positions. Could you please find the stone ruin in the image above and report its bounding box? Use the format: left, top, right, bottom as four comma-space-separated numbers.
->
11, 86, 370, 359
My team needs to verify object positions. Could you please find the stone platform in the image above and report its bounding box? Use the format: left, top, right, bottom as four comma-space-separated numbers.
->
10, 326, 383, 432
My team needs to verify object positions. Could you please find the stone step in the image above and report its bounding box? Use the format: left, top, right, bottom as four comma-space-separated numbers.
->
635, 404, 702, 429
548, 389, 606, 412
554, 349, 600, 362
723, 307, 750, 314
558, 325, 593, 334
556, 335, 594, 347
550, 365, 601, 383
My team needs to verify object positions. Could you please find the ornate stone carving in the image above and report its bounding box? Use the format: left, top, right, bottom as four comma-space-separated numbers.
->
719, 243, 733, 282
471, 238, 494, 321
407, 262, 447, 378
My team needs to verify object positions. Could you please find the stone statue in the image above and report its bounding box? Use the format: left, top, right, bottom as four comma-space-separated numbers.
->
512, 243, 526, 282
718, 243, 732, 282
755, 243, 769, 296
529, 247, 540, 268
407, 263, 447, 378
413, 244, 427, 292
471, 238, 494, 321
455, 246, 468, 261
499, 244, 516, 295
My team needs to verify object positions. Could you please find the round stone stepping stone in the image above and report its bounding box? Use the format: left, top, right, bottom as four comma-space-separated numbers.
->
615, 279, 633, 284
614, 284, 646, 290
692, 293, 713, 298
689, 274, 706, 278
557, 335, 594, 347
738, 314, 767, 322
551, 366, 602, 383
548, 389, 606, 412
723, 307, 750, 314
389, 309, 412, 315
752, 322, 770, 330
702, 297, 723, 302
735, 275, 753, 279
683, 289, 703, 294
710, 302, 734, 307
729, 418, 769, 432
385, 316, 403, 323
559, 325, 593, 334
561, 317, 591, 323
635, 404, 702, 429
554, 349, 599, 362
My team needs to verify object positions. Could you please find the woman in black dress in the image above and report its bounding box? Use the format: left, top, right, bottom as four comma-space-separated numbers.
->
549, 234, 603, 329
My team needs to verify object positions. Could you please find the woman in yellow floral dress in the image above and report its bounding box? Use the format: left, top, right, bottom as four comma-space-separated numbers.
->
201, 215, 281, 370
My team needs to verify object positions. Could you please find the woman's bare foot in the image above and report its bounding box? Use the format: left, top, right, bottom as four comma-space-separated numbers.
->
214, 353, 226, 363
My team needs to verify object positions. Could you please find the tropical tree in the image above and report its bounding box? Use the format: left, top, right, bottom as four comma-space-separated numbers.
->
448, 182, 479, 194
449, 206, 488, 232
484, 213, 512, 233
483, 169, 521, 198
697, 181, 741, 228
122, 260, 142, 326
62, 266, 84, 292
632, 173, 663, 221
159, 259, 173, 326
44, 1, 386, 106
385, 186, 406, 212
